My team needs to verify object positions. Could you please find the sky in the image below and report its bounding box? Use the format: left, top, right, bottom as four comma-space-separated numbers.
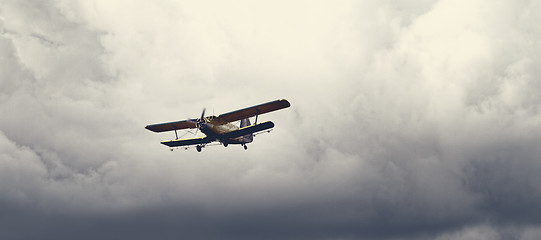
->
1, 0, 541, 239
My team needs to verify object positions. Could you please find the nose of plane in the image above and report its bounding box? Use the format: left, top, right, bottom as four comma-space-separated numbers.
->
201, 123, 213, 129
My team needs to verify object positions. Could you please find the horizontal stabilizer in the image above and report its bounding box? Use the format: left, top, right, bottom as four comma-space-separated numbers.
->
161, 137, 213, 147
223, 121, 274, 139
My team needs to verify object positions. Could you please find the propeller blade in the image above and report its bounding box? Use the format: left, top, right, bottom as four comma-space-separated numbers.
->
200, 108, 206, 122
191, 108, 206, 134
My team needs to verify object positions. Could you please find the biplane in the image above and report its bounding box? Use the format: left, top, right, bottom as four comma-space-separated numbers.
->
145, 99, 290, 152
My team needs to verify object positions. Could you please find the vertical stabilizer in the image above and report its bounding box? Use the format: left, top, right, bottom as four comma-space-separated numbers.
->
240, 118, 253, 143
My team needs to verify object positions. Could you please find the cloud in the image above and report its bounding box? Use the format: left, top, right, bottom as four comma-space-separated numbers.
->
1, 0, 541, 239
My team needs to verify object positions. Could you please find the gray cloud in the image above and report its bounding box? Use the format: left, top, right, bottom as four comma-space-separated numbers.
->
1, 0, 541, 239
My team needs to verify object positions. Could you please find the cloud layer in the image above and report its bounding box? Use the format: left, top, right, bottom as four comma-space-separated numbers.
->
1, 0, 541, 239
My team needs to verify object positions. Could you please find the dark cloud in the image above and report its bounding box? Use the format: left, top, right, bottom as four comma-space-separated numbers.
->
1, 0, 541, 239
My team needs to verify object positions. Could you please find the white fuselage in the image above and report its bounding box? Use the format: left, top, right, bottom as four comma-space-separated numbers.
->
200, 116, 245, 144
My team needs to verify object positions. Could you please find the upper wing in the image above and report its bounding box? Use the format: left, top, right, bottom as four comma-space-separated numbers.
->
145, 119, 197, 133
161, 136, 213, 147
145, 99, 290, 132
217, 99, 290, 123
223, 121, 275, 139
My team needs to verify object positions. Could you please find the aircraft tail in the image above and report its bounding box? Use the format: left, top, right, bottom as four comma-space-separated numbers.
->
240, 118, 253, 143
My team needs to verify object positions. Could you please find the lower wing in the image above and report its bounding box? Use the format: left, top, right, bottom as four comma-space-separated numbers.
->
160, 122, 274, 148
161, 137, 213, 147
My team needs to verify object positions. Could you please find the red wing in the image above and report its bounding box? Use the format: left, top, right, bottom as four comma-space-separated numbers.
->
217, 99, 290, 123
145, 119, 197, 133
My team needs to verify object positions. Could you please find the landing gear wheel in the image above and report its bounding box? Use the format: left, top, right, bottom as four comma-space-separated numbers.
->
243, 145, 248, 150
223, 142, 228, 147
196, 145, 202, 152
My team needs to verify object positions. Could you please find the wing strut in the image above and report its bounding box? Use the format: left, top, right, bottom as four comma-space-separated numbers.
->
255, 109, 261, 124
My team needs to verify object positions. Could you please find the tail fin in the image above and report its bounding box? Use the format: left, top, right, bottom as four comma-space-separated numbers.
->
240, 118, 253, 143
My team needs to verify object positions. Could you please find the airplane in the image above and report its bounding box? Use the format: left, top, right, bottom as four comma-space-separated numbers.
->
145, 99, 291, 152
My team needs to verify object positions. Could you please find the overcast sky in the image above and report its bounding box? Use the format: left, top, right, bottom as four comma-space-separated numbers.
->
1, 0, 541, 239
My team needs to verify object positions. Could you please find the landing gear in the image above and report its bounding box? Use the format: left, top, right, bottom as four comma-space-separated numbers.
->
243, 145, 248, 150
223, 142, 228, 147
196, 145, 202, 152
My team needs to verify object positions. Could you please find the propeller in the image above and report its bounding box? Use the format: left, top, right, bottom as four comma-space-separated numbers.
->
188, 108, 207, 134
199, 108, 206, 125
